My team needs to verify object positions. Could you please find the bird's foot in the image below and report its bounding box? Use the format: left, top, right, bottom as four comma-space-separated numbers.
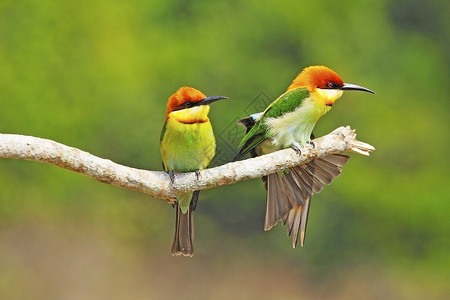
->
306, 140, 315, 149
168, 171, 175, 183
290, 141, 302, 155
195, 170, 201, 180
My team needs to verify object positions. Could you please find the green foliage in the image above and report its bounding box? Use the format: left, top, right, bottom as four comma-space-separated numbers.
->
0, 0, 448, 298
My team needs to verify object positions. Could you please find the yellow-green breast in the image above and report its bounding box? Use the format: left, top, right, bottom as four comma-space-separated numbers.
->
160, 116, 216, 172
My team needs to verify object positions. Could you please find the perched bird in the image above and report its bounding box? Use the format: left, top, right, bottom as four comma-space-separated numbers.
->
235, 65, 375, 247
160, 87, 227, 256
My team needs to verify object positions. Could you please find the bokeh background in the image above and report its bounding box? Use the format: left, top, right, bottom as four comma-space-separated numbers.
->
0, 0, 448, 299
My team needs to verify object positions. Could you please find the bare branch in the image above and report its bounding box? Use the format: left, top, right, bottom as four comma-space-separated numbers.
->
0, 126, 374, 201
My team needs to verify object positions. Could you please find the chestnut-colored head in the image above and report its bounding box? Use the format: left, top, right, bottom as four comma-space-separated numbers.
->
287, 66, 344, 92
166, 87, 208, 117
287, 65, 375, 96
165, 87, 228, 121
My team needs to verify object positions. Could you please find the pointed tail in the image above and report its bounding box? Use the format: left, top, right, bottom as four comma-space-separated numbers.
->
264, 154, 351, 247
171, 191, 200, 257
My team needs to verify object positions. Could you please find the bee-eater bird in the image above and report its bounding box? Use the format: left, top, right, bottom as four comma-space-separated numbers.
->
235, 65, 375, 248
160, 87, 227, 256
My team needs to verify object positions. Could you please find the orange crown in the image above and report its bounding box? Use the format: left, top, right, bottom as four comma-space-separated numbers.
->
287, 66, 344, 92
166, 87, 207, 118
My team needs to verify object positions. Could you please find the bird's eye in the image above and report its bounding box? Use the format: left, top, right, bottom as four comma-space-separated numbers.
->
327, 82, 334, 88
184, 101, 192, 108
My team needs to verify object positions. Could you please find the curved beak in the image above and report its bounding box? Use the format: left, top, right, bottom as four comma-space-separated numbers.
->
200, 95, 228, 105
341, 83, 375, 94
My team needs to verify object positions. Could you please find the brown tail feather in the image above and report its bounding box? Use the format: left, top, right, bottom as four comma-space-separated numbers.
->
319, 153, 350, 166
171, 191, 199, 257
265, 173, 290, 230
265, 154, 350, 247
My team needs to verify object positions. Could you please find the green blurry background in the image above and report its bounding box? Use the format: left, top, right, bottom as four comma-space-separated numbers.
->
0, 0, 448, 299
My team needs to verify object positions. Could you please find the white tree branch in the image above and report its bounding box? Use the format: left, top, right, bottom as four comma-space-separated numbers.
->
0, 126, 374, 202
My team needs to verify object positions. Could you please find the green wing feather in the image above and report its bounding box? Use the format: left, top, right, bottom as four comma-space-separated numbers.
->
263, 88, 310, 119
160, 120, 168, 143
235, 88, 310, 159
160, 121, 168, 169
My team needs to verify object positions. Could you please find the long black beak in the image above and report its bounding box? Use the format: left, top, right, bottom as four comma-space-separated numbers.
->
341, 83, 375, 94
200, 95, 228, 105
